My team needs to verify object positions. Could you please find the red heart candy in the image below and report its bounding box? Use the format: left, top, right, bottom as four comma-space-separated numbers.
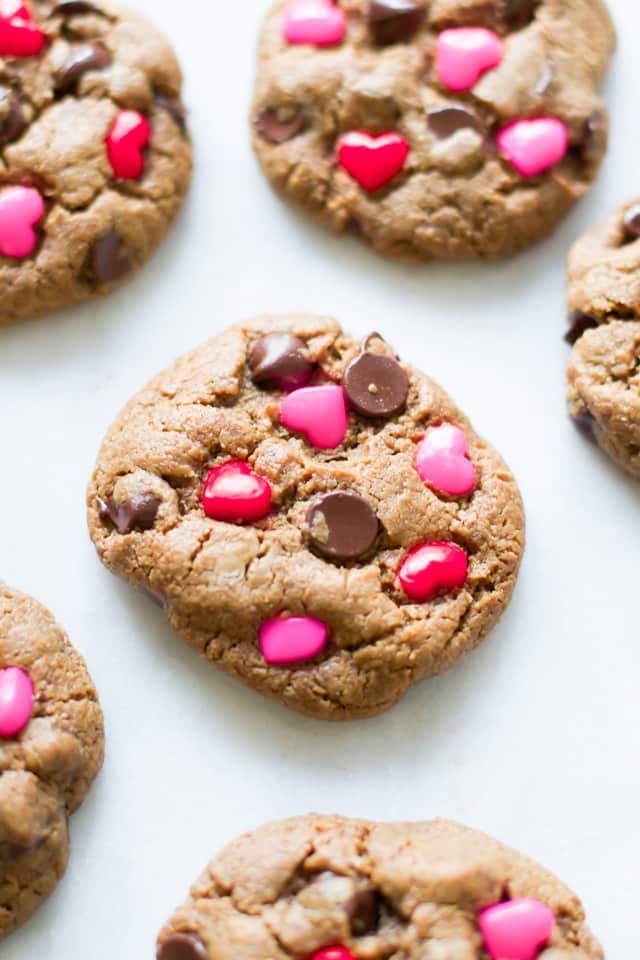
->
337, 131, 409, 192
398, 541, 468, 602
0, 0, 46, 57
106, 110, 150, 180
202, 461, 272, 524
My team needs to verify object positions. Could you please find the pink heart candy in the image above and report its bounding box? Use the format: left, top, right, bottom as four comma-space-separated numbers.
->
280, 384, 348, 449
479, 899, 555, 960
398, 541, 468, 602
415, 423, 477, 497
337, 131, 409, 192
0, 666, 34, 738
497, 118, 569, 177
0, 185, 44, 259
436, 27, 503, 92
282, 0, 345, 46
259, 616, 329, 665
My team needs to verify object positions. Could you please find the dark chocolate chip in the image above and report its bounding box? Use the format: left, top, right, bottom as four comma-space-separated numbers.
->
52, 0, 105, 15
565, 311, 599, 345
254, 107, 306, 144
346, 889, 381, 935
571, 407, 596, 443
427, 105, 483, 139
343, 351, 409, 418
623, 204, 640, 242
367, 0, 426, 45
499, 0, 540, 30
0, 90, 26, 145
307, 491, 379, 562
90, 230, 133, 284
155, 95, 187, 130
157, 933, 208, 960
249, 333, 314, 391
55, 42, 111, 95
98, 493, 160, 534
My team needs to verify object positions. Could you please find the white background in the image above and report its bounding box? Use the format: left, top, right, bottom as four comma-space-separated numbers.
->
1, 0, 638, 955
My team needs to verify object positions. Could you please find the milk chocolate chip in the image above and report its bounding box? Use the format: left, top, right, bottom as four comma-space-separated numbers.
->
428, 105, 483, 139
90, 231, 133, 284
98, 493, 160, 534
55, 43, 111, 95
367, 0, 425, 45
307, 491, 379, 561
249, 333, 314, 391
254, 107, 306, 144
0, 90, 26, 145
157, 933, 208, 960
343, 352, 408, 417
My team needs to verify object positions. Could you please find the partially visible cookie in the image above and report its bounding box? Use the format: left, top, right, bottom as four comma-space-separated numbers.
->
0, 583, 104, 940
155, 814, 602, 960
0, 0, 192, 324
252, 0, 615, 261
566, 200, 640, 480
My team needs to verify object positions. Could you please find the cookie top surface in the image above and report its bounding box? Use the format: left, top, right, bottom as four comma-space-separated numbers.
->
251, 0, 614, 261
156, 814, 602, 960
0, 582, 104, 940
0, 0, 192, 324
88, 315, 524, 720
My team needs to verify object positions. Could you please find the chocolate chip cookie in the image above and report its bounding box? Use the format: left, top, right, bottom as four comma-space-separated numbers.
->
0, 0, 191, 324
251, 0, 615, 261
565, 200, 640, 480
87, 315, 524, 720
155, 814, 602, 960
0, 582, 104, 940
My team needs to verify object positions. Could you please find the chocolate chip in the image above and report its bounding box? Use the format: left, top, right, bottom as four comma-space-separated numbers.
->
156, 933, 208, 960
90, 230, 133, 284
346, 889, 381, 935
499, 0, 540, 30
367, 0, 425, 45
570, 111, 606, 172
565, 310, 599, 345
427, 105, 483, 139
55, 43, 111, 95
623, 204, 640, 242
0, 90, 26, 145
254, 107, 306, 144
307, 491, 379, 562
155, 95, 187, 130
343, 352, 408, 418
571, 407, 596, 443
98, 493, 160, 534
249, 333, 314, 391
52, 0, 105, 14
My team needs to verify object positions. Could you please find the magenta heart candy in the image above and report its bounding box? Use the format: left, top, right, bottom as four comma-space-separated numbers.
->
202, 461, 272, 524
436, 27, 503, 92
415, 423, 477, 497
398, 541, 468, 602
282, 0, 345, 46
478, 899, 555, 960
0, 0, 46, 58
280, 384, 348, 449
337, 131, 409, 192
0, 666, 34, 738
497, 117, 568, 177
0, 185, 44, 259
259, 616, 328, 665
106, 110, 150, 180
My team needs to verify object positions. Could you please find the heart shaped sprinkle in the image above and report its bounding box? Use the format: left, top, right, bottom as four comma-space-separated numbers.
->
398, 542, 468, 602
478, 898, 555, 960
280, 384, 348, 449
0, 185, 44, 259
259, 615, 329, 665
106, 110, 150, 180
282, 0, 345, 46
202, 461, 272, 524
436, 27, 503, 92
497, 117, 568, 177
0, 0, 46, 58
415, 424, 477, 497
0, 666, 34, 738
337, 131, 409, 192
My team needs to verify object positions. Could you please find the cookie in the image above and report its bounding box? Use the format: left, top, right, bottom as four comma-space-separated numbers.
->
565, 200, 640, 480
87, 315, 524, 720
0, 0, 192, 324
155, 814, 602, 960
0, 583, 104, 940
251, 0, 615, 261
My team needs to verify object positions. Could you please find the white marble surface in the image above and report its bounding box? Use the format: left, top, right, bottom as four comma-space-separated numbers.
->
1, 0, 638, 956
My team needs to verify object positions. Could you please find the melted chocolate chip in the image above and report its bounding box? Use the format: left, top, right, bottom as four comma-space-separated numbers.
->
571, 407, 596, 443
249, 333, 314, 391
0, 90, 26, 145
98, 493, 160, 534
254, 107, 306, 144
157, 933, 208, 960
55, 43, 111, 95
565, 310, 599, 345
570, 111, 606, 172
90, 230, 133, 284
307, 491, 379, 562
346, 889, 381, 935
427, 105, 483, 139
367, 0, 425, 45
155, 95, 187, 130
52, 0, 105, 15
343, 352, 409, 418
499, 0, 541, 30
623, 204, 640, 242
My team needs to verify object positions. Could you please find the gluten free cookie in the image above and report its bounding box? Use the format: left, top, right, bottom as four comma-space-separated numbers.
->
252, 0, 615, 261
88, 315, 524, 720
155, 814, 602, 960
0, 0, 192, 324
566, 200, 640, 480
0, 583, 104, 940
